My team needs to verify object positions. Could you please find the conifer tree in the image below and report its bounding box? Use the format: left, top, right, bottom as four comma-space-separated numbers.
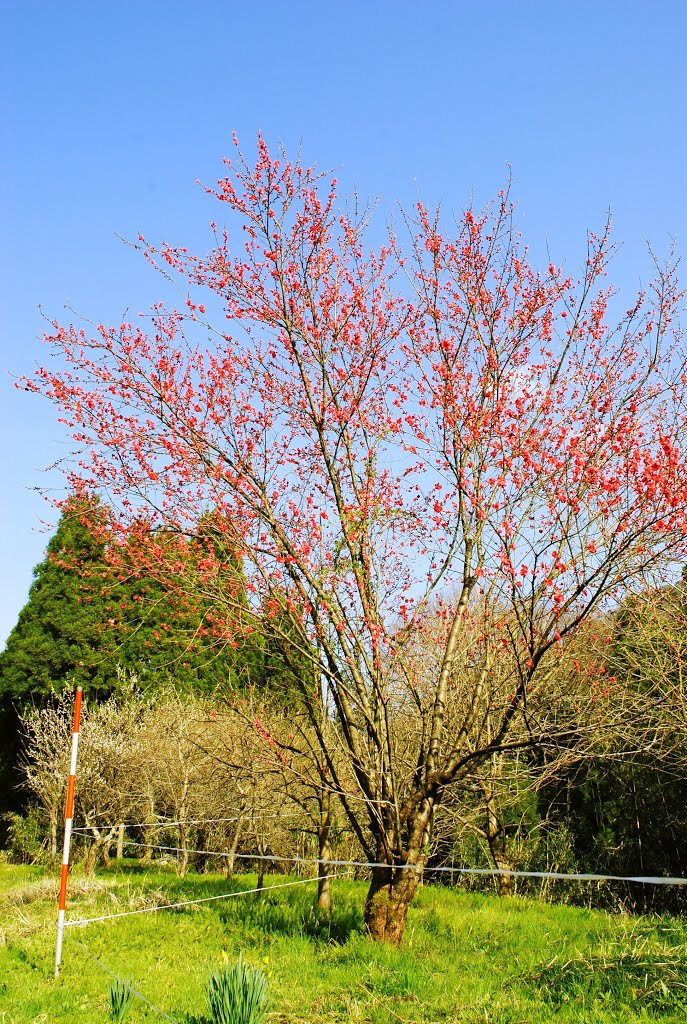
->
0, 497, 114, 703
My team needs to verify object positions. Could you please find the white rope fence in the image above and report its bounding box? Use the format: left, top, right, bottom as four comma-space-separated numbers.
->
70, 811, 300, 834
114, 838, 687, 887
59, 872, 333, 1022
54, 822, 687, 1020
63, 873, 336, 928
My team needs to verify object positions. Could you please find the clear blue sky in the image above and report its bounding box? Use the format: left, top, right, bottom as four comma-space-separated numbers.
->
2, 0, 686, 645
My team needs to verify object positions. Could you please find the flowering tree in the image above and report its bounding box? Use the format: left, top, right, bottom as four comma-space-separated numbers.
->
24, 137, 687, 942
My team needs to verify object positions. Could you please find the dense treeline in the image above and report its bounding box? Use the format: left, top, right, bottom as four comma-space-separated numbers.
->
0, 498, 288, 824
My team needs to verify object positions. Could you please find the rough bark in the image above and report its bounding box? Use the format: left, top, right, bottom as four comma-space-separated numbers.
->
139, 803, 157, 866
363, 863, 424, 944
177, 822, 189, 877
83, 822, 117, 874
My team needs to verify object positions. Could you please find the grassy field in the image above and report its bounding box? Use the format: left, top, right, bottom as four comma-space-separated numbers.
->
1, 862, 687, 1024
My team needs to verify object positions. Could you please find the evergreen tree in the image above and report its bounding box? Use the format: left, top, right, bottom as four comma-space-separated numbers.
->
0, 498, 264, 829
0, 497, 115, 704
0, 497, 114, 827
0, 499, 264, 704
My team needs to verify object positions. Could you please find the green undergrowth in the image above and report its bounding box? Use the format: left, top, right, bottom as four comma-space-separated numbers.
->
1, 862, 686, 1023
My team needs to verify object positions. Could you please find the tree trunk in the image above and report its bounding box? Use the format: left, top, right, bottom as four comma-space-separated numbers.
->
194, 826, 210, 873
139, 802, 156, 865
488, 844, 514, 898
84, 842, 98, 875
116, 823, 125, 860
177, 823, 189, 877
317, 791, 332, 912
84, 824, 118, 875
482, 782, 513, 897
364, 862, 424, 944
225, 816, 244, 879
255, 838, 267, 894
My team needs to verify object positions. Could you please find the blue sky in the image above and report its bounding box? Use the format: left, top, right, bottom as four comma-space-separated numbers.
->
2, 0, 686, 645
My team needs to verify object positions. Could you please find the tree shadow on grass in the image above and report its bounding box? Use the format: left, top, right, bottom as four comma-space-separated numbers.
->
218, 883, 363, 945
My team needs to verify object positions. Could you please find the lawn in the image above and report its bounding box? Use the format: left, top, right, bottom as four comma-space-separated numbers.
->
1, 862, 686, 1023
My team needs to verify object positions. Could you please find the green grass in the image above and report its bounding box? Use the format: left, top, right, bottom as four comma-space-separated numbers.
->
1, 861, 687, 1023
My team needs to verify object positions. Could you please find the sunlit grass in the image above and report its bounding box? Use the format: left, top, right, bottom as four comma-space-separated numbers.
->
1, 862, 686, 1023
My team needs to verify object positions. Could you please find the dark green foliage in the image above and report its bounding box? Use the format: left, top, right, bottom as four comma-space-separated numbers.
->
0, 498, 262, 824
558, 758, 687, 913
0, 498, 115, 703
1, 805, 49, 864
0, 498, 264, 707
558, 579, 687, 913
259, 594, 319, 709
0, 499, 113, 822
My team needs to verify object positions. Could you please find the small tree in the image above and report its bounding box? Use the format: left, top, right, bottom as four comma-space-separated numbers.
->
18, 680, 156, 871
25, 137, 687, 942
18, 691, 74, 859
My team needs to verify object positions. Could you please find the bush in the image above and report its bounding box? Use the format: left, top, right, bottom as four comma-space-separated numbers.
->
1, 806, 50, 864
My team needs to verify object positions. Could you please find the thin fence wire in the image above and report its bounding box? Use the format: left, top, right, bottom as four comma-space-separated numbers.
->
70, 811, 300, 834
67, 937, 180, 1023
116, 838, 687, 887
64, 873, 336, 927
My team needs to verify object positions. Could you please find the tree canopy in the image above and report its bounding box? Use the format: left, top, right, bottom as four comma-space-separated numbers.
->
22, 137, 687, 941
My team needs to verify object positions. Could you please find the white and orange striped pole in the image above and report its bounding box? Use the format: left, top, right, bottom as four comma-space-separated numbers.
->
54, 685, 83, 977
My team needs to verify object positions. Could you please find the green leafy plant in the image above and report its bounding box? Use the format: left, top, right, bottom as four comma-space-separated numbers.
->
108, 977, 134, 1022
205, 955, 269, 1024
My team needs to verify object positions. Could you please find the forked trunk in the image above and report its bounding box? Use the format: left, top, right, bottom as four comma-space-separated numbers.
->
84, 823, 117, 875
363, 862, 424, 944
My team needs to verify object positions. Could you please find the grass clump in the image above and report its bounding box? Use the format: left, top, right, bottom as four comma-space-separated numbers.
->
108, 976, 134, 1021
533, 931, 687, 1015
190, 955, 269, 1024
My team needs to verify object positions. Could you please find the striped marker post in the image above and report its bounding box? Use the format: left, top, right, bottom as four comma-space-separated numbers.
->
54, 685, 83, 977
